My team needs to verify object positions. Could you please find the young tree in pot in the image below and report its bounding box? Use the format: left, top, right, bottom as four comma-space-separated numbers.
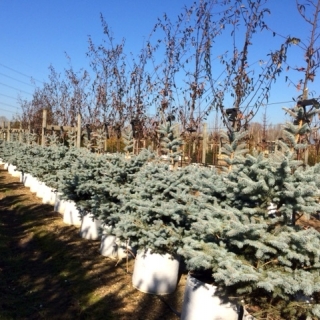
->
56, 148, 107, 205
112, 122, 186, 254
112, 161, 195, 294
178, 130, 320, 319
82, 148, 155, 254
28, 135, 70, 189
54, 147, 109, 226
56, 145, 154, 236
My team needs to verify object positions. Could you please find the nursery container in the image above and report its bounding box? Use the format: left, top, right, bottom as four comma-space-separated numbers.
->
23, 173, 33, 187
36, 181, 46, 198
48, 189, 57, 206
30, 177, 41, 193
63, 200, 82, 226
79, 212, 102, 240
41, 186, 57, 205
100, 234, 131, 260
132, 249, 180, 295
54, 193, 68, 214
7, 164, 16, 175
180, 274, 239, 320
42, 185, 53, 204
4, 163, 8, 170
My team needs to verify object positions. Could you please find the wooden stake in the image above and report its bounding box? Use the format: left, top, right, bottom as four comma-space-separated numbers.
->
41, 109, 47, 146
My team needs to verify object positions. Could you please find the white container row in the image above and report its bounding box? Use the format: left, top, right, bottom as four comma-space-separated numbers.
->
4, 166, 130, 261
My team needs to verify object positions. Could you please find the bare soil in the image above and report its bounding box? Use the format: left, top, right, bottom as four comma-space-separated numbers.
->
0, 165, 187, 320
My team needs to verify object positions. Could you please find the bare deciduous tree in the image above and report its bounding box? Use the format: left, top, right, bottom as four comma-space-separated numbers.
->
208, 0, 290, 133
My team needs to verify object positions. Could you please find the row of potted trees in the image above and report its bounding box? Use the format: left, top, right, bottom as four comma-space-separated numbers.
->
1, 126, 320, 319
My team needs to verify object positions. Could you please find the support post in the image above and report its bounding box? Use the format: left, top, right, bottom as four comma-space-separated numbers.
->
133, 139, 136, 155
42, 109, 47, 146
202, 123, 207, 164
303, 88, 309, 165
19, 122, 22, 142
7, 122, 11, 142
76, 114, 81, 148
1, 121, 4, 140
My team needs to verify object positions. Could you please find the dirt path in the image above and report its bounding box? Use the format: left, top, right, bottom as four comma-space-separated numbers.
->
0, 166, 186, 320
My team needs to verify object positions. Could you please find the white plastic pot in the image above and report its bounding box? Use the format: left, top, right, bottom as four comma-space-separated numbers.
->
23, 173, 33, 187
180, 274, 239, 320
132, 249, 180, 295
42, 185, 53, 204
36, 181, 46, 198
30, 177, 41, 193
54, 193, 68, 214
7, 164, 16, 174
79, 213, 102, 240
4, 163, 8, 170
100, 234, 130, 260
63, 200, 82, 226
41, 186, 57, 205
48, 189, 57, 206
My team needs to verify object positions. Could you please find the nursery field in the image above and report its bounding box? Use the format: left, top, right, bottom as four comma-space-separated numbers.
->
0, 165, 186, 320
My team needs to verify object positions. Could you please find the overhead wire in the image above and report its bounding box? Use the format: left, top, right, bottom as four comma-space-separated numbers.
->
0, 107, 18, 114
262, 101, 295, 106
0, 82, 33, 95
0, 62, 307, 121
0, 72, 37, 87
0, 63, 42, 117
0, 101, 20, 115
0, 101, 20, 109
0, 93, 18, 100
0, 63, 44, 84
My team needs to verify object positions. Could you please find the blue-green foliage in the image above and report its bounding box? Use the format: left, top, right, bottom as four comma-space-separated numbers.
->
122, 127, 134, 154
91, 149, 155, 224
157, 121, 183, 164
178, 130, 320, 319
56, 147, 154, 221
0, 141, 19, 165
113, 162, 195, 254
219, 130, 249, 171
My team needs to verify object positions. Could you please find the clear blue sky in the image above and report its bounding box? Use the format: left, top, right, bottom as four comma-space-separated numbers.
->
0, 0, 318, 126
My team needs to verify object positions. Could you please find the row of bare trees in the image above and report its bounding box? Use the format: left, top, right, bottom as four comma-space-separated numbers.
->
16, 0, 320, 142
